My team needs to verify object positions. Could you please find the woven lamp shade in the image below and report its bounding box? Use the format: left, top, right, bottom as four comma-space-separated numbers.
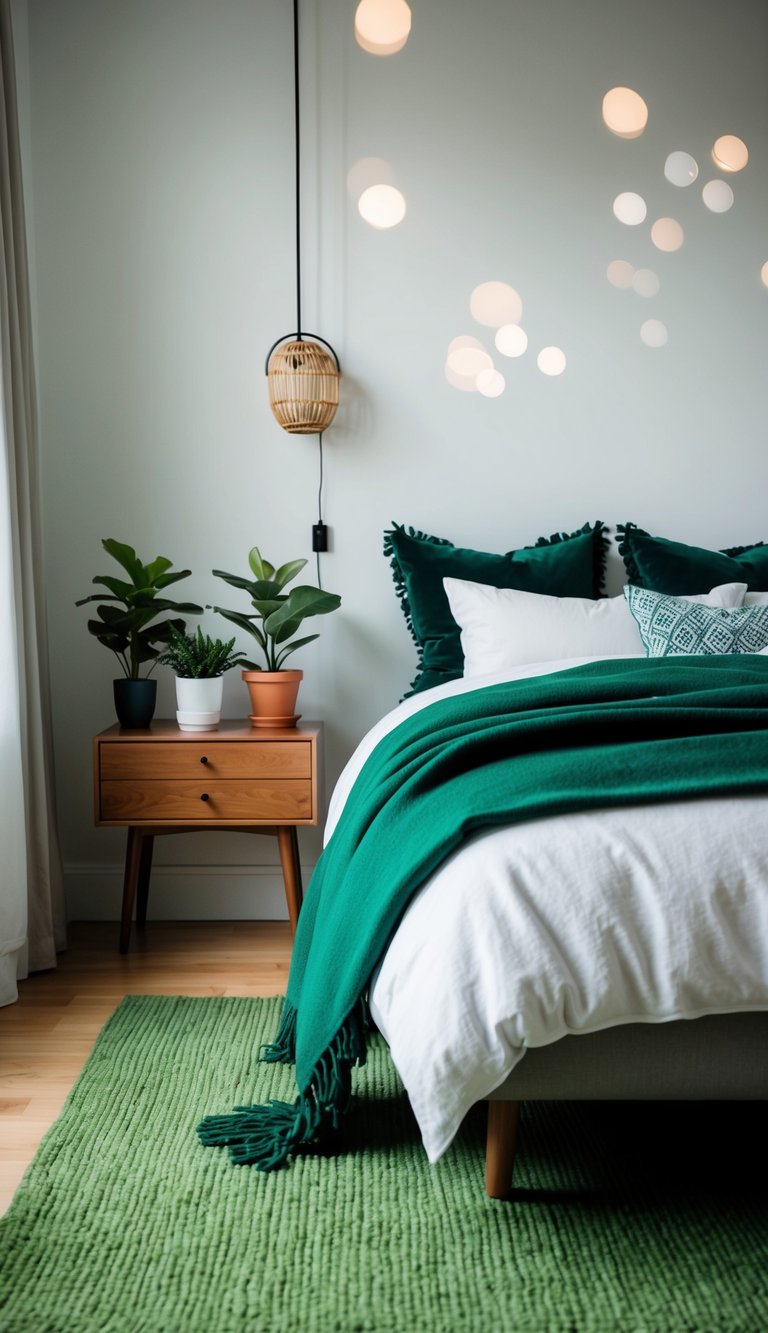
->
267, 339, 340, 435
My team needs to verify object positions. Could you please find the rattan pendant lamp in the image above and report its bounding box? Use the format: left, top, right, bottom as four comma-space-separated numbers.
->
265, 0, 340, 434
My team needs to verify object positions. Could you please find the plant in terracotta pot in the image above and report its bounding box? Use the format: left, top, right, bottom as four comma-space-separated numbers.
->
210, 547, 341, 728
157, 626, 248, 732
76, 538, 203, 728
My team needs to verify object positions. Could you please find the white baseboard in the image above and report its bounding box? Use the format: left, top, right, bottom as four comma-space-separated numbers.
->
64, 861, 317, 922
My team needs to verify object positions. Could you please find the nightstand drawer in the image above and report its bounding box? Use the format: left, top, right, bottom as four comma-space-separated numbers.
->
100, 741, 311, 781
100, 779, 314, 822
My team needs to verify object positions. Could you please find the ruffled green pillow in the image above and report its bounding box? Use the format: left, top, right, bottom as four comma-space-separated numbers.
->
618, 523, 768, 594
385, 521, 608, 694
625, 585, 768, 657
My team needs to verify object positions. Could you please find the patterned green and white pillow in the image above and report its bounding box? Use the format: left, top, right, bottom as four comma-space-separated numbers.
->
624, 585, 768, 657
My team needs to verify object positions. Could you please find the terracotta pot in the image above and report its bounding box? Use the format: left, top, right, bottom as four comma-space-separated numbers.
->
241, 669, 302, 729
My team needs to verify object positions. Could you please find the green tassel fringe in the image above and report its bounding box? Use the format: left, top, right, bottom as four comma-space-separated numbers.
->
383, 523, 442, 698
529, 520, 608, 598
196, 999, 368, 1170
261, 999, 297, 1064
616, 521, 643, 585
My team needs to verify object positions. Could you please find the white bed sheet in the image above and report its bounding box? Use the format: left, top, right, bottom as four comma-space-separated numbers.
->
326, 658, 768, 1163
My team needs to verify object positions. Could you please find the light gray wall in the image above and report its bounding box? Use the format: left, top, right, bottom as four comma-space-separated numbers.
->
16, 0, 768, 919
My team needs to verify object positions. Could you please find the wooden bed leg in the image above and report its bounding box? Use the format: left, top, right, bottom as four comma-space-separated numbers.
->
485, 1100, 520, 1199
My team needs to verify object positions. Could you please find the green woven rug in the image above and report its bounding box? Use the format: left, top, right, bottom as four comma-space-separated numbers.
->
1, 997, 766, 1332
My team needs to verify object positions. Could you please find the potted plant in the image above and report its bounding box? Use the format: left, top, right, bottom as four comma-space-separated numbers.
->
157, 626, 248, 731
210, 546, 341, 727
76, 538, 203, 728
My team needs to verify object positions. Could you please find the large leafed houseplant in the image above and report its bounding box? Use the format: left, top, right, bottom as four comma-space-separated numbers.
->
211, 546, 341, 728
76, 538, 203, 728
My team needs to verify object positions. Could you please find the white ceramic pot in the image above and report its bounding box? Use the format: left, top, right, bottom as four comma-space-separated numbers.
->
175, 676, 224, 730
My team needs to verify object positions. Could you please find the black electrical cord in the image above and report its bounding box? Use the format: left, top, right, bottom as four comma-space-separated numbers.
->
293, 0, 302, 339
316, 432, 324, 587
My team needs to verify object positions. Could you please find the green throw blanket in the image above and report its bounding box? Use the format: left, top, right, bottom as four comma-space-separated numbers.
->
198, 655, 768, 1169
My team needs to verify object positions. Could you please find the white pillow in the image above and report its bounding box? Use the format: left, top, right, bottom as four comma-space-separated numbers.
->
745, 592, 768, 605
442, 579, 748, 678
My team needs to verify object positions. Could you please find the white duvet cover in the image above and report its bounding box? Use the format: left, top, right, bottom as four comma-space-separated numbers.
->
325, 658, 768, 1163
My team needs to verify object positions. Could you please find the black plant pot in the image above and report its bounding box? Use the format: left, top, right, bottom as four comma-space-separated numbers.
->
113, 678, 157, 729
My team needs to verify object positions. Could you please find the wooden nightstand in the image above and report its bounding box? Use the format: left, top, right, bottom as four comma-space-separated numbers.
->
93, 719, 323, 952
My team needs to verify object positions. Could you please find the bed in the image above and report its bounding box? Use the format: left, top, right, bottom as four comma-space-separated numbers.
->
330, 523, 768, 1195
329, 659, 768, 1196
199, 522, 768, 1195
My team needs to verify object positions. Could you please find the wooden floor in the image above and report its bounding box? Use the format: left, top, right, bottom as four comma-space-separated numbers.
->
0, 919, 293, 1217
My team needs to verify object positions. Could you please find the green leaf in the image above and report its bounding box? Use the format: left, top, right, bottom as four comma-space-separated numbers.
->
211, 569, 259, 595
209, 606, 267, 653
249, 580, 284, 600
272, 558, 307, 590
149, 617, 189, 644
153, 569, 194, 591
269, 615, 303, 644
128, 594, 203, 615
211, 569, 286, 601
250, 598, 284, 617
101, 539, 145, 585
95, 604, 132, 625
153, 598, 203, 614
274, 633, 319, 669
91, 575, 135, 600
75, 592, 120, 607
209, 606, 257, 633
265, 585, 341, 636
124, 589, 158, 606
248, 547, 275, 581
133, 641, 161, 663
87, 619, 129, 649
143, 556, 173, 585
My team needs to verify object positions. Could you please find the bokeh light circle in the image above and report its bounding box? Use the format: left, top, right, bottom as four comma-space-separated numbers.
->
702, 180, 734, 213
664, 151, 698, 186
632, 268, 660, 297
640, 319, 668, 348
354, 0, 412, 56
650, 217, 684, 252
446, 346, 493, 378
495, 324, 528, 357
712, 135, 748, 173
602, 87, 648, 139
445, 362, 479, 393
358, 184, 406, 228
606, 259, 635, 288
477, 368, 506, 398
346, 156, 394, 198
470, 281, 523, 328
613, 192, 647, 225
537, 347, 566, 376
447, 335, 485, 356
761, 262, 768, 289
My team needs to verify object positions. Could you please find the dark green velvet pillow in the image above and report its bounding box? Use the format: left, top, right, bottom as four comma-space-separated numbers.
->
385, 521, 608, 694
618, 523, 768, 594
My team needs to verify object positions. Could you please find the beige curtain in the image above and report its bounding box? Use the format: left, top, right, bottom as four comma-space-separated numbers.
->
0, 0, 65, 1007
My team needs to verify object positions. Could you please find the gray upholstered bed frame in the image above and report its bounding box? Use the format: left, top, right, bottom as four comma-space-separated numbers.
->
483, 1011, 768, 1197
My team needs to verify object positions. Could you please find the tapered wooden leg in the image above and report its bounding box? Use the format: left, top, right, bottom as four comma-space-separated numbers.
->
119, 828, 144, 954
277, 826, 303, 936
485, 1099, 520, 1198
136, 834, 154, 928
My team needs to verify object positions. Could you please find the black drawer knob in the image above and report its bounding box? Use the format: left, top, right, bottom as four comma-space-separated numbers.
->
200, 792, 210, 802
200, 755, 209, 765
